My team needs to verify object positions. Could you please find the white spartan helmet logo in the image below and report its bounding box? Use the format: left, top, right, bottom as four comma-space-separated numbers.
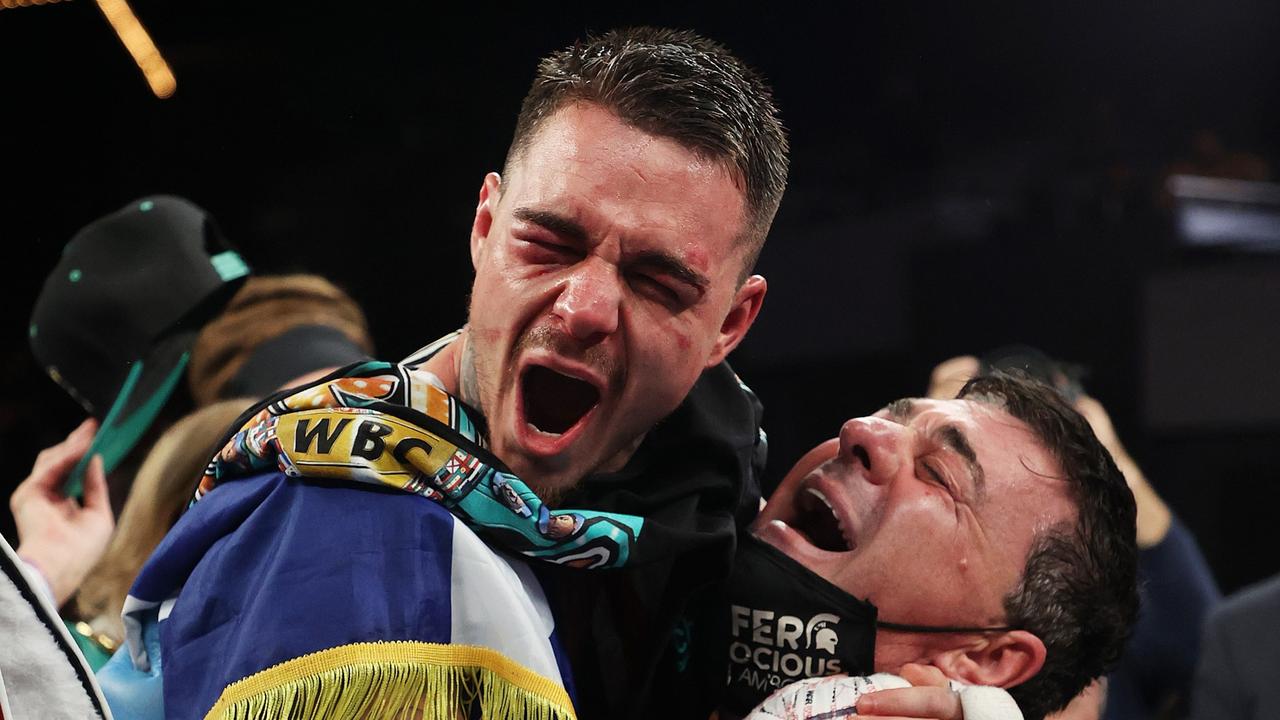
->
805, 613, 841, 655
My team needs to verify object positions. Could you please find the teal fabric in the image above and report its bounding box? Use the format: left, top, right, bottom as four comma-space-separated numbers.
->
97, 607, 164, 720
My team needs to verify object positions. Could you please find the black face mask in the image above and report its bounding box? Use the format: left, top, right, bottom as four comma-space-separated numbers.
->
719, 533, 1012, 717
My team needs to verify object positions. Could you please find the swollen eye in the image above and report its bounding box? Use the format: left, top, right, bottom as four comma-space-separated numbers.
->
918, 459, 944, 485
520, 239, 577, 264
628, 274, 683, 307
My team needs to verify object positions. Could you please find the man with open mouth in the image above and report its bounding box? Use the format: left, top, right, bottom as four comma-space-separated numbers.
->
395, 25, 784, 719
721, 373, 1139, 720
102, 27, 788, 720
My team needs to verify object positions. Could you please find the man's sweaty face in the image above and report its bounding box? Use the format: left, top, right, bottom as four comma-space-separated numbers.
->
464, 103, 761, 494
755, 398, 1076, 665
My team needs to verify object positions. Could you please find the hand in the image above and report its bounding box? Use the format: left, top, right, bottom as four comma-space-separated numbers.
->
856, 664, 963, 719
927, 357, 980, 400
1073, 395, 1171, 548
1071, 396, 1125, 459
10, 419, 115, 606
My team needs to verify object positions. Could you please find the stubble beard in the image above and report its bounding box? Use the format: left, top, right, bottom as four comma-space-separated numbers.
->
461, 306, 650, 502
458, 338, 483, 413
460, 329, 560, 500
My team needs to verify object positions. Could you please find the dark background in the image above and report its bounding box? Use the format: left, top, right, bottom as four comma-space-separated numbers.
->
3, 1, 1278, 593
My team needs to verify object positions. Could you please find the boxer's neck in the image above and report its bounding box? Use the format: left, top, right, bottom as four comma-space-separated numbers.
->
415, 331, 478, 410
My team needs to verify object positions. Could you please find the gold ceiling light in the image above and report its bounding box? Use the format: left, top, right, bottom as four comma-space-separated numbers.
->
1, 0, 176, 100
0, 0, 72, 9
94, 0, 176, 99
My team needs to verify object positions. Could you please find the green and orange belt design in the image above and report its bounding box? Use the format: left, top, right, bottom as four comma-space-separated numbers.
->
196, 360, 643, 568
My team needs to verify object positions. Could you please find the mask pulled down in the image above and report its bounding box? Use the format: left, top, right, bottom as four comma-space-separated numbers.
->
720, 533, 1013, 717
721, 534, 877, 716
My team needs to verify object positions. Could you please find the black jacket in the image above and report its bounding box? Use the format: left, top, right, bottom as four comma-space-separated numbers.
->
539, 362, 766, 720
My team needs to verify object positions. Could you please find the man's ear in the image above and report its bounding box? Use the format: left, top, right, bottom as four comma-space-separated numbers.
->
928, 630, 1046, 689
705, 274, 766, 368
470, 172, 502, 269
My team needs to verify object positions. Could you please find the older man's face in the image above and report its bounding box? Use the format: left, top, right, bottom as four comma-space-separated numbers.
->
755, 397, 1076, 668
464, 103, 765, 495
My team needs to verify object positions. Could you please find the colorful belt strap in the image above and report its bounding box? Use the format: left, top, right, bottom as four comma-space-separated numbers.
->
195, 361, 644, 569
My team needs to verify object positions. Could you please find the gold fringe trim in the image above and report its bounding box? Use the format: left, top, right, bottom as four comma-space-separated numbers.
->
204, 641, 577, 720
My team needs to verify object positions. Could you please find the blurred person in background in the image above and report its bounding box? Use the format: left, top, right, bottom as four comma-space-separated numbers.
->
185, 273, 375, 406
12, 193, 375, 667
26, 196, 251, 514
12, 270, 374, 663
1189, 573, 1280, 720
67, 272, 375, 656
9, 401, 252, 670
69, 398, 254, 656
12, 195, 249, 666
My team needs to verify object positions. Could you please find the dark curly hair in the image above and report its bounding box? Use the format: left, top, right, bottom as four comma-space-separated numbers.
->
958, 373, 1139, 720
505, 26, 789, 273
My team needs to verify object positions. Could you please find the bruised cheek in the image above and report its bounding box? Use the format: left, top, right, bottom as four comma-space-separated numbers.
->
683, 246, 710, 274
633, 302, 697, 354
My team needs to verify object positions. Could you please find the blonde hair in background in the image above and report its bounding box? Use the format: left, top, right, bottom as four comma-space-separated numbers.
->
187, 275, 374, 407
73, 398, 256, 644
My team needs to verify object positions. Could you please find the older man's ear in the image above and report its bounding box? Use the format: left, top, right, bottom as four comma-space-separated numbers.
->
928, 630, 1047, 690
